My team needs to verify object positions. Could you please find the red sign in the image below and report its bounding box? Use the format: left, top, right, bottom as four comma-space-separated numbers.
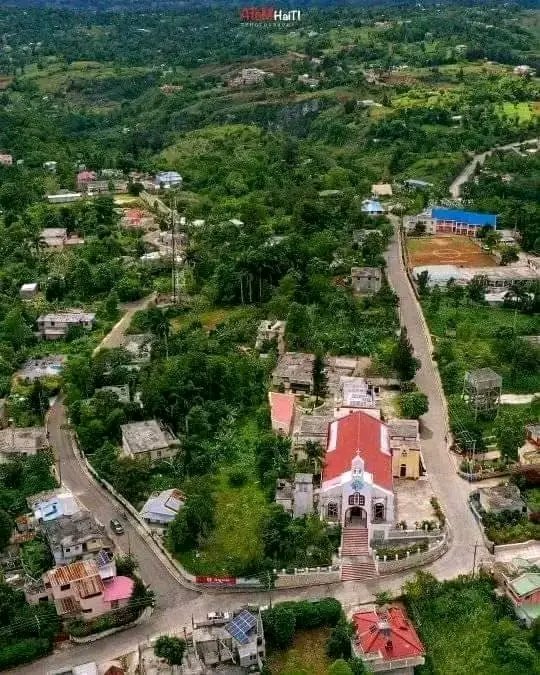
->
241, 7, 275, 22
196, 576, 237, 585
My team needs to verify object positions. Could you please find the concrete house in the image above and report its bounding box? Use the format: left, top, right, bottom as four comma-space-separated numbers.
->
272, 352, 315, 393
120, 333, 152, 364
16, 355, 66, 382
26, 559, 134, 621
0, 426, 48, 462
388, 419, 423, 479
506, 573, 540, 626
154, 171, 182, 189
351, 267, 382, 294
41, 512, 113, 566
120, 420, 179, 461
20, 283, 38, 300
477, 483, 527, 515
37, 312, 95, 340
140, 488, 185, 525
275, 473, 314, 518
28, 488, 81, 523
193, 609, 265, 669
47, 192, 82, 204
255, 319, 286, 353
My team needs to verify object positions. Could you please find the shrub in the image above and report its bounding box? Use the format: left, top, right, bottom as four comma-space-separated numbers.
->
326, 618, 353, 659
228, 468, 248, 487
262, 605, 296, 649
154, 635, 186, 665
0, 638, 51, 670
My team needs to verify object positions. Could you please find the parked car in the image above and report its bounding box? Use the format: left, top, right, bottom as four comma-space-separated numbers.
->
110, 518, 125, 535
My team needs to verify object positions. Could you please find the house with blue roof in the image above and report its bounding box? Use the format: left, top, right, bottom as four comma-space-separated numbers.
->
431, 207, 497, 236
405, 207, 497, 237
361, 199, 385, 215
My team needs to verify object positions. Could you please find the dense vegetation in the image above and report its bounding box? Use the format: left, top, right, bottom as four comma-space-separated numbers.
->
403, 572, 540, 675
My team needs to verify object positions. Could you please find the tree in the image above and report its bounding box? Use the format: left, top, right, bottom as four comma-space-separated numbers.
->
326, 618, 353, 659
262, 605, 296, 649
328, 659, 354, 675
0, 509, 13, 550
393, 328, 420, 381
467, 275, 487, 303
154, 635, 186, 666
348, 657, 367, 674
374, 590, 392, 606
416, 270, 430, 296
500, 245, 519, 266
484, 230, 501, 252
312, 352, 327, 405
104, 291, 119, 320
304, 440, 325, 473
493, 408, 528, 459
399, 391, 429, 419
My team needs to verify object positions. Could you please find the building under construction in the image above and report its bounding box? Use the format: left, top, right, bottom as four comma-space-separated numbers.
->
462, 368, 502, 419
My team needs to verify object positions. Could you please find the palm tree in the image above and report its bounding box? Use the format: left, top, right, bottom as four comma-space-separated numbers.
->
304, 440, 325, 474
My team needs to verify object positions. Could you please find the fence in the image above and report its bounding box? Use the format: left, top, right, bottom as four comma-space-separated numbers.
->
468, 498, 495, 554
376, 535, 448, 575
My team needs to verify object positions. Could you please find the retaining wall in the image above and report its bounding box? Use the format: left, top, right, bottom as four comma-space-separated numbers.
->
275, 568, 341, 588
70, 605, 153, 643
377, 537, 448, 575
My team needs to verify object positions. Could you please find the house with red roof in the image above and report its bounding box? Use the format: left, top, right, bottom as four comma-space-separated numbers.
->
269, 391, 296, 436
352, 605, 425, 673
320, 411, 394, 580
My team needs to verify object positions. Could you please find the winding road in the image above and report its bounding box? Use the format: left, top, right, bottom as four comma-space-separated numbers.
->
449, 137, 538, 199
14, 220, 490, 674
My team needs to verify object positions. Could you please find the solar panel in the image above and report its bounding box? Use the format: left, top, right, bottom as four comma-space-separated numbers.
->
225, 610, 257, 645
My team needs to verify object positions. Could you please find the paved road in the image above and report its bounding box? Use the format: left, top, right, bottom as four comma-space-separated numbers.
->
449, 136, 538, 199
385, 217, 488, 560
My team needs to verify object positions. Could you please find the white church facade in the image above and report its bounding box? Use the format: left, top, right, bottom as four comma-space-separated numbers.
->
319, 411, 395, 552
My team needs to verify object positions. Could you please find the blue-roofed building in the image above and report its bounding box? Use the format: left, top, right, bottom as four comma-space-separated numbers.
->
405, 207, 497, 237
431, 207, 497, 236
361, 199, 385, 215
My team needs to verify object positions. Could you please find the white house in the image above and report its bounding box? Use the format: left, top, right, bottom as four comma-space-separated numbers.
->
154, 171, 182, 189
140, 488, 185, 525
37, 312, 95, 340
28, 488, 81, 522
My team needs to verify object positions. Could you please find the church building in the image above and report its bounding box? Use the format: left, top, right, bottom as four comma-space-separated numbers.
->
319, 411, 395, 550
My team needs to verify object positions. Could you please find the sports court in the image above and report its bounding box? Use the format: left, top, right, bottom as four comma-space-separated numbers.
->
407, 235, 496, 267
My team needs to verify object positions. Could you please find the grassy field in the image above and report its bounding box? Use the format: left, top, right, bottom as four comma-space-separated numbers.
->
496, 102, 537, 124
407, 235, 496, 267
177, 418, 268, 576
424, 299, 540, 394
267, 627, 333, 675
170, 307, 243, 333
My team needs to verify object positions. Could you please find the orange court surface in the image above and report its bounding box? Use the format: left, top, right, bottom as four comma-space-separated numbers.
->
406, 235, 496, 267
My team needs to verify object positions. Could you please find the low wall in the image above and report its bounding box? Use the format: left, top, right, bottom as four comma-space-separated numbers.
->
70, 605, 153, 644
468, 499, 495, 554
71, 434, 200, 589
494, 539, 540, 556
275, 568, 341, 589
377, 537, 448, 575
458, 468, 510, 482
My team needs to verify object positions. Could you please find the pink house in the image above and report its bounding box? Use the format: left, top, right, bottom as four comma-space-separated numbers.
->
26, 559, 134, 620
0, 153, 13, 166
77, 170, 97, 188
269, 391, 296, 436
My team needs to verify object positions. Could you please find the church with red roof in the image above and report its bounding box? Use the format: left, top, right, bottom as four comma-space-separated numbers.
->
319, 411, 395, 547
352, 605, 425, 672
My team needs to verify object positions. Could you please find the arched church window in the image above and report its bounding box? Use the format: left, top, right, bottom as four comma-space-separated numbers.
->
348, 493, 365, 506
327, 502, 338, 518
374, 503, 385, 520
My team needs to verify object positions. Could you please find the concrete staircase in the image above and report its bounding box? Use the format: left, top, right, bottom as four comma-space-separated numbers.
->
341, 557, 378, 582
341, 527, 369, 556
340, 527, 378, 581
